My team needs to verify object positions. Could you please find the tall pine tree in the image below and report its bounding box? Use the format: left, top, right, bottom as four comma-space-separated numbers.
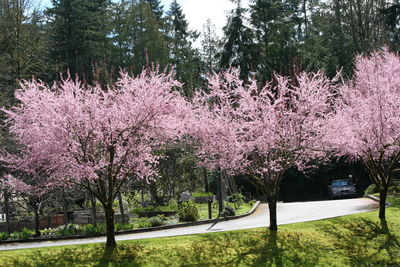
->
201, 19, 220, 73
47, 0, 112, 84
249, 0, 301, 82
220, 1, 256, 81
167, 0, 202, 96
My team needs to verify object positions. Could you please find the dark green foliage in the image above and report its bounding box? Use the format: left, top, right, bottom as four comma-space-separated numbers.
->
47, 0, 113, 83
381, 3, 400, 50
222, 206, 236, 217
11, 227, 35, 240
201, 19, 220, 73
0, 1, 51, 105
249, 0, 301, 82
220, 3, 257, 81
0, 232, 9, 241
129, 0, 169, 73
178, 200, 199, 222
55, 224, 81, 237
115, 223, 135, 231
145, 0, 164, 25
167, 0, 202, 96
279, 158, 370, 202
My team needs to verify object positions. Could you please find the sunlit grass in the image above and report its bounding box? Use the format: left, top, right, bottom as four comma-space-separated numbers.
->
0, 197, 399, 266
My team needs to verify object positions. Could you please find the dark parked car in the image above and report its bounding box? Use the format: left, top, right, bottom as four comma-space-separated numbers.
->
328, 179, 357, 199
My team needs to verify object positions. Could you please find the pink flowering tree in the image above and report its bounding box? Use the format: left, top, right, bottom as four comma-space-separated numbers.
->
1, 70, 189, 247
0, 172, 56, 237
190, 69, 337, 230
323, 49, 400, 219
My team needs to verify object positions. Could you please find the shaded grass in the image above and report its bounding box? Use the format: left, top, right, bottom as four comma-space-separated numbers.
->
1, 197, 399, 266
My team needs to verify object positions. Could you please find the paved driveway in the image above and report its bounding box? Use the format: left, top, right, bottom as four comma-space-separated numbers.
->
0, 197, 378, 251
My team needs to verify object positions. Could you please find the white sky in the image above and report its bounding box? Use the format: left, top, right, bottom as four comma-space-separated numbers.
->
39, 0, 250, 38
161, 0, 250, 37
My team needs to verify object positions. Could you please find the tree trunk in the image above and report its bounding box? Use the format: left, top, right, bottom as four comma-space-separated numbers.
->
91, 193, 97, 227
104, 204, 116, 248
379, 187, 388, 219
4, 190, 11, 234
34, 203, 41, 237
63, 192, 68, 225
118, 192, 126, 224
268, 200, 278, 231
203, 168, 209, 193
217, 168, 224, 215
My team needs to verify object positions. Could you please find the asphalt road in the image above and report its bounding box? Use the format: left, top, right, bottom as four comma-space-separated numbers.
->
0, 197, 378, 251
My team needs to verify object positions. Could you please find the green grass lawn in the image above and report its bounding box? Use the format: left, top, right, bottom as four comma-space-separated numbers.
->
1, 197, 399, 266
197, 202, 253, 220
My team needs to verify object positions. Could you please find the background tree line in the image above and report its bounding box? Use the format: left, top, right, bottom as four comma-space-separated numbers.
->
1, 0, 400, 203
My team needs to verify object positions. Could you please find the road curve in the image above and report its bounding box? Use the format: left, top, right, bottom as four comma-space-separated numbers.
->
0, 197, 378, 251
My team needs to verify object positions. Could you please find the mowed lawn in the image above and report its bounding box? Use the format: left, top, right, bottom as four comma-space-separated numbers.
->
1, 198, 399, 267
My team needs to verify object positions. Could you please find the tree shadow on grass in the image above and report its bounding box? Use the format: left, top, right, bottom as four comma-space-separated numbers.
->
7, 243, 145, 267
174, 229, 326, 266
319, 217, 400, 266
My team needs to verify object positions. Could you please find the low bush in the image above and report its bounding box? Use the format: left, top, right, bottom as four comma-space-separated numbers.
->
115, 223, 134, 231
0, 232, 10, 241
11, 228, 35, 240
221, 206, 236, 217
135, 218, 152, 228
178, 201, 199, 222
80, 224, 97, 235
148, 216, 164, 227
55, 224, 81, 237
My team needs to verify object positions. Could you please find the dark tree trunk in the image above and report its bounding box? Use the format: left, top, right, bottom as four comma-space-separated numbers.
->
217, 169, 224, 215
118, 192, 126, 224
63, 192, 68, 225
104, 204, 116, 248
150, 183, 160, 205
379, 187, 388, 219
268, 200, 278, 231
34, 203, 41, 237
4, 190, 11, 234
91, 193, 97, 227
203, 168, 209, 193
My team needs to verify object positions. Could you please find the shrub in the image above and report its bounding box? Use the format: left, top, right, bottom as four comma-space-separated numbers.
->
135, 218, 151, 228
178, 201, 199, 222
148, 216, 164, 227
115, 223, 134, 231
0, 232, 9, 241
41, 228, 56, 237
55, 224, 81, 237
93, 223, 107, 233
248, 200, 256, 206
81, 224, 98, 235
11, 228, 35, 240
222, 206, 236, 217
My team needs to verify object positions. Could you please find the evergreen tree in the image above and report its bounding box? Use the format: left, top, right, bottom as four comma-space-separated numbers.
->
47, 0, 112, 84
381, 2, 400, 50
0, 0, 50, 103
220, 1, 256, 81
167, 0, 202, 96
110, 0, 131, 71
130, 0, 169, 73
201, 19, 220, 73
144, 0, 164, 25
249, 0, 301, 82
